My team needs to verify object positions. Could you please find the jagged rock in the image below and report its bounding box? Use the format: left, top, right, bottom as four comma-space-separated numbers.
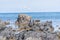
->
0, 14, 60, 40
15, 14, 31, 28
14, 14, 56, 40
32, 25, 40, 31
42, 21, 54, 32
39, 23, 45, 31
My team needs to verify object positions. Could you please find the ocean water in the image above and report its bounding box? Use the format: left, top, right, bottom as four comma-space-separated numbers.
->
0, 12, 60, 20
0, 12, 60, 31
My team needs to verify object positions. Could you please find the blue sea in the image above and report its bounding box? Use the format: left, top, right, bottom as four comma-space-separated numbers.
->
0, 12, 60, 31
0, 12, 60, 20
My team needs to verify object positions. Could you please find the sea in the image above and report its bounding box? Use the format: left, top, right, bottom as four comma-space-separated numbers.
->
0, 12, 60, 31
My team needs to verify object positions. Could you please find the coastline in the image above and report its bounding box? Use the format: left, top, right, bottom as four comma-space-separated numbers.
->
0, 13, 60, 40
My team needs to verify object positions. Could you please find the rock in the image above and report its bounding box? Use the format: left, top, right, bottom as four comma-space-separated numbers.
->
0, 20, 7, 31
0, 36, 6, 40
15, 14, 32, 32
15, 14, 31, 28
24, 31, 46, 40
56, 32, 60, 40
43, 21, 54, 32
26, 37, 42, 40
32, 25, 40, 31
39, 23, 45, 31
1, 14, 60, 40
0, 20, 10, 31
46, 32, 57, 40
4, 20, 10, 25
32, 19, 40, 25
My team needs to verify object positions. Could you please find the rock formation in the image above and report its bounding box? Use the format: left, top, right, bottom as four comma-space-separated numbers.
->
0, 14, 60, 40
15, 14, 32, 31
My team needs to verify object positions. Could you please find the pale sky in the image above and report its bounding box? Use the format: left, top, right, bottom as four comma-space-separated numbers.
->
0, 0, 60, 13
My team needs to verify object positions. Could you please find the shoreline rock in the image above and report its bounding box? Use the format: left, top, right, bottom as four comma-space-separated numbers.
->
0, 14, 60, 40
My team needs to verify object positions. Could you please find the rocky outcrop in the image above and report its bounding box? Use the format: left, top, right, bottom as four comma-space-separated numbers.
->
0, 20, 10, 31
0, 20, 10, 40
15, 14, 32, 31
0, 14, 60, 40
14, 14, 57, 40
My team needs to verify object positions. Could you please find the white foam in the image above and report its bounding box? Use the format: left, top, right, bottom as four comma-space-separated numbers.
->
6, 21, 18, 29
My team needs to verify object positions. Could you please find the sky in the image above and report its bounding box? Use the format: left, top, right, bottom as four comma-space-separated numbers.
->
0, 0, 60, 13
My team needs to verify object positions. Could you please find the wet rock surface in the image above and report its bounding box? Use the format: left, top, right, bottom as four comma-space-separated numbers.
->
0, 14, 60, 40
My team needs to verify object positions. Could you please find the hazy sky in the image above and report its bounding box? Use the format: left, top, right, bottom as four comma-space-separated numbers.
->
0, 0, 60, 13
